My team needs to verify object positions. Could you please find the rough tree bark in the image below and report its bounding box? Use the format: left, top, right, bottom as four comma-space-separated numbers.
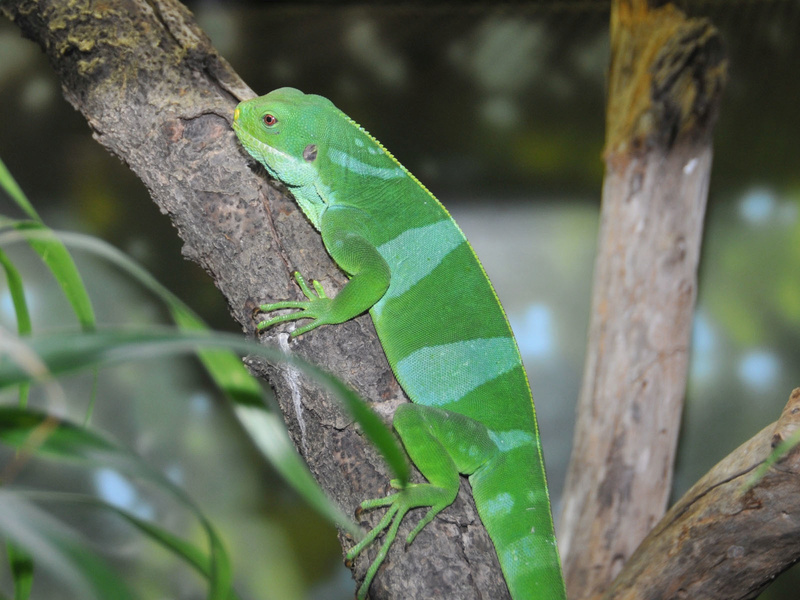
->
0, 1, 507, 599
559, 1, 727, 598
603, 388, 800, 600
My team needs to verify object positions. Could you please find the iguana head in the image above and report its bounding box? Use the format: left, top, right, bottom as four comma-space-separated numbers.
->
233, 87, 333, 226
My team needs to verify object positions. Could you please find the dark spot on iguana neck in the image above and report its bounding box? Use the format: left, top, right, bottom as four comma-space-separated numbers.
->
303, 144, 318, 162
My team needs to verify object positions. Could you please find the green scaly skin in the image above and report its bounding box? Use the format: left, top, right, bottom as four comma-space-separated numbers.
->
233, 88, 566, 600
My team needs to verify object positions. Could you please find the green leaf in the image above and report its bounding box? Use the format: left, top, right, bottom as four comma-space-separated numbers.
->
0, 248, 31, 407
76, 238, 350, 532
0, 407, 234, 600
0, 329, 409, 500
0, 221, 98, 420
0, 160, 95, 330
0, 157, 40, 222
6, 542, 33, 600
15, 490, 243, 600
0, 229, 359, 519
0, 408, 136, 474
0, 227, 407, 533
0, 491, 134, 600
0, 250, 32, 336
12, 222, 95, 332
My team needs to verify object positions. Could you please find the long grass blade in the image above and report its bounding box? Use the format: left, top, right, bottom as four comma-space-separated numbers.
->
11, 222, 95, 332
0, 406, 235, 600
0, 228, 406, 523
0, 159, 94, 332
0, 164, 98, 424
0, 329, 409, 491
0, 491, 134, 600
0, 160, 235, 597
0, 222, 407, 543
0, 249, 31, 407
0, 157, 40, 222
14, 489, 243, 600
6, 541, 33, 600
0, 250, 32, 336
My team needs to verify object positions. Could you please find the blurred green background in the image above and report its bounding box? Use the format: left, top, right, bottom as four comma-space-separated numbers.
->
1, 1, 799, 598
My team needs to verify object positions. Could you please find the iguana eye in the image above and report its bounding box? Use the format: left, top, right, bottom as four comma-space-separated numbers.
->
263, 114, 278, 127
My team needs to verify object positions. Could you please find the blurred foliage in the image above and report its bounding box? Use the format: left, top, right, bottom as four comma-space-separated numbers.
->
0, 168, 409, 597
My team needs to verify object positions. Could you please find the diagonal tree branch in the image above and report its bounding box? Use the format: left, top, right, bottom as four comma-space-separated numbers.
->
0, 1, 507, 598
602, 388, 800, 600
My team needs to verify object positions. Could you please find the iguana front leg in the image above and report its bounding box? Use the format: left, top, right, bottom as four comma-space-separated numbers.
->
256, 208, 390, 337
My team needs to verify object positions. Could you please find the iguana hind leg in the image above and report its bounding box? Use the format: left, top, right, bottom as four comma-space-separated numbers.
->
346, 404, 498, 599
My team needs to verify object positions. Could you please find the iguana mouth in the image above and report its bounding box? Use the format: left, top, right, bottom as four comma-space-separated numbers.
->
232, 122, 289, 172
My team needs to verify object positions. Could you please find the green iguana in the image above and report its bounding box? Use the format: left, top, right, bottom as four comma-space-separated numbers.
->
232, 87, 566, 600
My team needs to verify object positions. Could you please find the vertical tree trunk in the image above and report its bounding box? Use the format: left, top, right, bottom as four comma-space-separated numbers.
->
559, 2, 727, 598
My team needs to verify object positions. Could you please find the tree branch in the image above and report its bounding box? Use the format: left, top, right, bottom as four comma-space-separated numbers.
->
1, 0, 505, 598
559, 2, 727, 597
602, 388, 800, 600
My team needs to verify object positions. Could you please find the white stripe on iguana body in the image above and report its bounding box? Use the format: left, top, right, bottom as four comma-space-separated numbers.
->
484, 492, 515, 518
526, 488, 547, 505
488, 429, 535, 452
395, 336, 519, 407
501, 534, 549, 572
328, 148, 404, 180
372, 219, 465, 317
